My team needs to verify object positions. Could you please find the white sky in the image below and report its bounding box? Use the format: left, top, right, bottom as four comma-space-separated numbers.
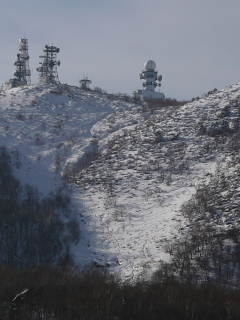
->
1, 0, 240, 100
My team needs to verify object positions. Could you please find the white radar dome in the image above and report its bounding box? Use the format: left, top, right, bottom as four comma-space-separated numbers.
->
144, 60, 156, 70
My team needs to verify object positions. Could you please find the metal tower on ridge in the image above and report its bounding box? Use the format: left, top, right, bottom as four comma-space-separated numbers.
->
37, 45, 61, 84
6, 38, 31, 88
133, 60, 165, 101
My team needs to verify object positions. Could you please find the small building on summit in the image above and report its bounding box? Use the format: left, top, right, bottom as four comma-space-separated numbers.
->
79, 74, 92, 90
134, 60, 165, 101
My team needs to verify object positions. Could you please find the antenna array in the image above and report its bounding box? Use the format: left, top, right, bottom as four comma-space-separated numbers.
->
6, 38, 31, 88
37, 45, 61, 85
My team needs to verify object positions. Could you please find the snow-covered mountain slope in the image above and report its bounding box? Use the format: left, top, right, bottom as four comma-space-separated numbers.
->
1, 83, 240, 280
0, 84, 130, 193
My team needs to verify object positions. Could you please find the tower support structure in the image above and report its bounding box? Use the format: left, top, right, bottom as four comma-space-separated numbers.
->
6, 38, 31, 89
37, 45, 61, 85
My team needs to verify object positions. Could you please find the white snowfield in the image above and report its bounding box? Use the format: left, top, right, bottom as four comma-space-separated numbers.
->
0, 83, 239, 280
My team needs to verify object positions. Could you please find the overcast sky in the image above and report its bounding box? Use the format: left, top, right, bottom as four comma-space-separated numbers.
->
1, 0, 240, 100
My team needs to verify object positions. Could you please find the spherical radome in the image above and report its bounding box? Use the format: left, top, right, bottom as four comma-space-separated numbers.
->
144, 60, 156, 70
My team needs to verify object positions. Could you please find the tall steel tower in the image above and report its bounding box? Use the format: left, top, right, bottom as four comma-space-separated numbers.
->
6, 38, 31, 88
37, 45, 61, 84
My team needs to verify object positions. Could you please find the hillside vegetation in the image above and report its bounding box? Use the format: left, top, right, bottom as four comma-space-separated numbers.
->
1, 83, 240, 283
1, 266, 240, 320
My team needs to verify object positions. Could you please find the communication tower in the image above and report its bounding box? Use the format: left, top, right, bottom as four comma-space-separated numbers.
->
37, 45, 61, 84
133, 60, 165, 101
6, 38, 31, 88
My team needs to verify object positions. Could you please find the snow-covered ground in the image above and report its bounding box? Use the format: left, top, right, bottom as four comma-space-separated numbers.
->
0, 83, 239, 280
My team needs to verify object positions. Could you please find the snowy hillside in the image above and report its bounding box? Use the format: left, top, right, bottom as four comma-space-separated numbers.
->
1, 83, 240, 280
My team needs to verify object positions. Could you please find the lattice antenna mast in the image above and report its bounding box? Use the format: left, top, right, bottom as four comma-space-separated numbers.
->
18, 38, 31, 85
6, 38, 31, 88
37, 45, 61, 84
